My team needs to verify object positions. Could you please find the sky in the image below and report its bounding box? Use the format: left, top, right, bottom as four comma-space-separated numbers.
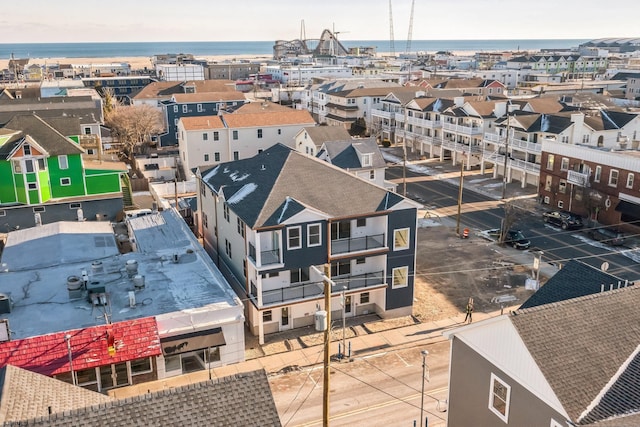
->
2, 0, 639, 44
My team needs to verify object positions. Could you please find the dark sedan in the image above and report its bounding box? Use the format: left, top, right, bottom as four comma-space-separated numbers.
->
542, 210, 584, 230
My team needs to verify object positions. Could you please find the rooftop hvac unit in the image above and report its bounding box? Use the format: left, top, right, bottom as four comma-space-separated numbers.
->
0, 294, 11, 314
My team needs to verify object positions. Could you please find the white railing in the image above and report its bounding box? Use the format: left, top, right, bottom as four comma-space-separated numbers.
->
371, 109, 393, 119
510, 159, 541, 174
443, 122, 483, 135
406, 116, 442, 129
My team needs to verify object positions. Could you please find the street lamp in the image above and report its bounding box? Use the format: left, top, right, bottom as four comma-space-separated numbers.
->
420, 350, 429, 427
455, 153, 465, 236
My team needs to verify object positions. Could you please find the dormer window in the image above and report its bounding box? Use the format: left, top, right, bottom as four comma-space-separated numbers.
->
362, 153, 372, 167
23, 144, 31, 156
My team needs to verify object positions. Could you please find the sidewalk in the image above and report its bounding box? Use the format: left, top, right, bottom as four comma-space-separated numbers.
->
108, 305, 516, 399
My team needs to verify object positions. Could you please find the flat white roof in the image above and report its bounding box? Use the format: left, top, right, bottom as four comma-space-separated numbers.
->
0, 209, 241, 339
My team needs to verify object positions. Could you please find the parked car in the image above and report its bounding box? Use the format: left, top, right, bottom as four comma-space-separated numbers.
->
588, 226, 627, 246
486, 228, 531, 250
542, 210, 584, 230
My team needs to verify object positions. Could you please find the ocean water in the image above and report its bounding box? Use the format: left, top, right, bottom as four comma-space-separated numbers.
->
0, 39, 589, 59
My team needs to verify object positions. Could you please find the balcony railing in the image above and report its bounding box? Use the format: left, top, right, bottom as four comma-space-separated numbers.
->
371, 109, 393, 119
331, 233, 385, 255
442, 122, 483, 135
248, 242, 281, 266
483, 133, 542, 153
254, 270, 386, 305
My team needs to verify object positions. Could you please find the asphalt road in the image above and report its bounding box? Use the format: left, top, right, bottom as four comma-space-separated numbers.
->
386, 165, 640, 283
272, 340, 451, 427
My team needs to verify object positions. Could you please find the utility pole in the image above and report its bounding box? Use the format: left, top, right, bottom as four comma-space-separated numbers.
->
65, 334, 76, 386
403, 104, 408, 196
456, 154, 465, 236
501, 109, 511, 201
341, 286, 347, 360
420, 350, 429, 427
322, 264, 332, 427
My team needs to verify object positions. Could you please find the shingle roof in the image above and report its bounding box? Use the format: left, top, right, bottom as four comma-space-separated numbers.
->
322, 138, 386, 169
302, 126, 352, 146
520, 260, 633, 309
201, 144, 404, 228
510, 285, 640, 422
0, 317, 161, 377
1, 115, 84, 159
584, 110, 638, 131
0, 365, 112, 423
2, 370, 281, 427
233, 101, 294, 113
222, 110, 315, 128
0, 96, 102, 126
180, 115, 225, 130
524, 97, 566, 114
133, 80, 236, 100
171, 91, 246, 103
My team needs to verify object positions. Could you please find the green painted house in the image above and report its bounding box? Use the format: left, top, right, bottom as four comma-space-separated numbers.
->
0, 114, 126, 208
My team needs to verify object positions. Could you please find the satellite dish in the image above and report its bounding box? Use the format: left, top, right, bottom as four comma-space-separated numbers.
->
601, 262, 609, 272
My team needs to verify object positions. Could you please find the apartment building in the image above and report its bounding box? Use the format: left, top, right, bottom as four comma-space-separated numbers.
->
197, 144, 420, 344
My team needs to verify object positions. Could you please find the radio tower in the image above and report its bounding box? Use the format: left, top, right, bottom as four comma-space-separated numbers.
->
406, 0, 415, 54
389, 0, 395, 57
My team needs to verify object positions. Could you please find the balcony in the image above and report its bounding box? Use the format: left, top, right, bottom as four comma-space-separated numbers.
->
442, 122, 483, 135
330, 233, 385, 256
254, 270, 385, 306
371, 109, 393, 119
406, 115, 442, 129
483, 133, 541, 153
248, 242, 281, 266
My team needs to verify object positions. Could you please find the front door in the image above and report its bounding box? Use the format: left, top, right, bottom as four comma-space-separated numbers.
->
281, 307, 290, 329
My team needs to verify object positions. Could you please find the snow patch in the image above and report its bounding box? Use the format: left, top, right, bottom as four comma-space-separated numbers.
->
227, 183, 257, 204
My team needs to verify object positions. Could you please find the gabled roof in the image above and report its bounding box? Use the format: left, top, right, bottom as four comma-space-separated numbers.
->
301, 126, 352, 146
584, 109, 638, 131
0, 114, 84, 159
499, 113, 573, 134
0, 96, 102, 126
0, 317, 161, 377
201, 144, 407, 228
0, 365, 111, 423
520, 260, 632, 309
133, 80, 236, 100
233, 100, 294, 113
523, 97, 566, 114
432, 78, 486, 90
171, 91, 246, 103
511, 285, 640, 423
180, 115, 225, 130
409, 97, 454, 112
321, 137, 386, 169
1, 370, 281, 426
222, 110, 315, 128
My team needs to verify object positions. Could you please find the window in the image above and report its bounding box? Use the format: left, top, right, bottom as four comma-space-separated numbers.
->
223, 203, 229, 221
609, 169, 619, 186
233, 151, 239, 160
60, 177, 71, 186
560, 157, 569, 171
360, 292, 370, 304
130, 358, 152, 375
33, 206, 45, 213
263, 310, 273, 322
12, 160, 22, 173
69, 203, 81, 209
225, 239, 232, 258
203, 154, 209, 162
278, 129, 282, 135
308, 223, 321, 246
287, 226, 302, 249
75, 368, 98, 389
173, 105, 179, 113
362, 153, 372, 166
369, 170, 375, 180
257, 129, 263, 138
558, 179, 567, 194
203, 133, 208, 140
25, 159, 34, 173
233, 130, 238, 140
58, 155, 68, 170
331, 261, 351, 277
197, 104, 203, 112
394, 228, 410, 251
38, 158, 46, 170
237, 218, 245, 237
23, 144, 31, 155
290, 267, 310, 283
392, 266, 408, 289
214, 152, 220, 162
558, 200, 564, 209
546, 154, 554, 170
182, 105, 188, 113
213, 131, 219, 141
489, 373, 511, 422
594, 166, 602, 183
357, 218, 366, 228
202, 213, 208, 228
627, 173, 634, 189
356, 257, 366, 264
28, 183, 37, 190
174, 118, 179, 126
